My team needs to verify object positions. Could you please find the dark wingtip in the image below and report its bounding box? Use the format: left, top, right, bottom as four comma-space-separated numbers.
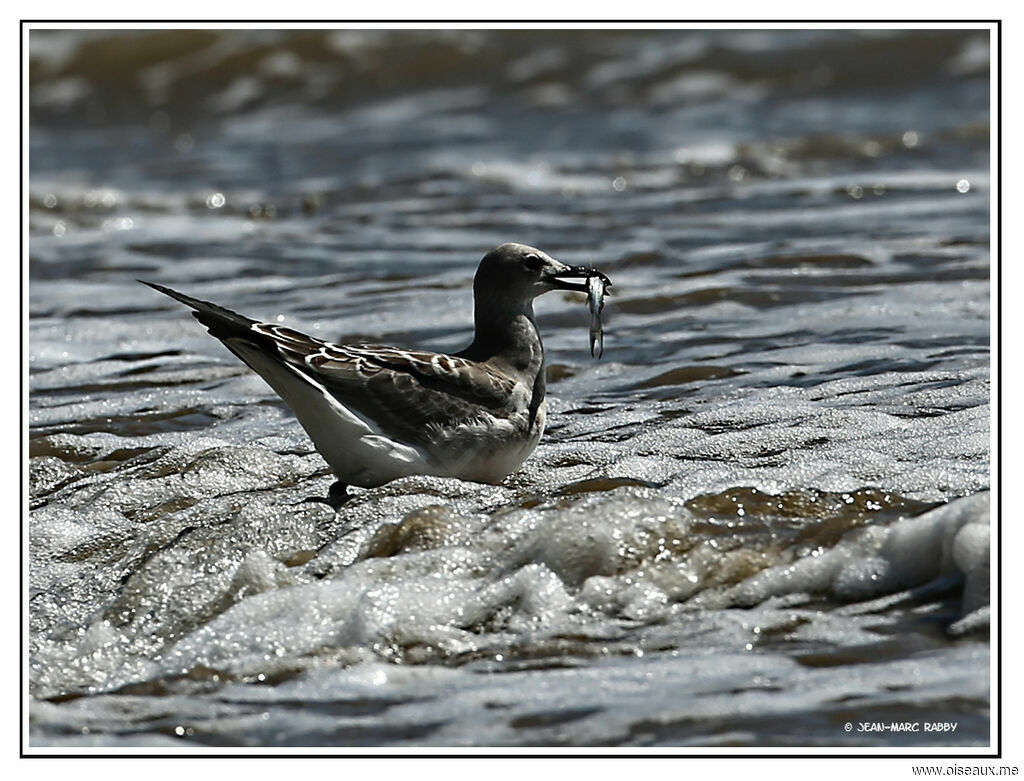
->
140, 279, 183, 298
139, 280, 256, 339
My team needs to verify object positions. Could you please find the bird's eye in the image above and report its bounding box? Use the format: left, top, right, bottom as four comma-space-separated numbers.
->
523, 254, 544, 271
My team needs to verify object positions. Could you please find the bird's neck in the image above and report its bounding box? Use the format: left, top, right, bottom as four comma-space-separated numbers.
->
460, 297, 547, 427
462, 299, 544, 377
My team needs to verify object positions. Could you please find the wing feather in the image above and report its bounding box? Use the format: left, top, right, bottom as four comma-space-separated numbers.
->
250, 323, 517, 448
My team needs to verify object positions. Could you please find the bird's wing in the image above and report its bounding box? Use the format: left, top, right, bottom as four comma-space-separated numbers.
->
251, 323, 518, 447
140, 281, 519, 449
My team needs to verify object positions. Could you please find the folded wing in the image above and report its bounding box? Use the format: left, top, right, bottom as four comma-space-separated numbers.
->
251, 324, 518, 449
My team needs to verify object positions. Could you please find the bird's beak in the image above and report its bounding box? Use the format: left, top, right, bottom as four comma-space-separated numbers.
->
545, 262, 613, 293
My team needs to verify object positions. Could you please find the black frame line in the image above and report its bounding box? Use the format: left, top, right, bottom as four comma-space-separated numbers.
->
20, 17, 1002, 760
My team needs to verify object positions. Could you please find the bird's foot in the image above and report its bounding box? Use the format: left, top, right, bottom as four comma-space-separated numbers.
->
300, 481, 351, 511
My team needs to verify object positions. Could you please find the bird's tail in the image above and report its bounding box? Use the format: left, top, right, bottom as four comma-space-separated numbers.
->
140, 280, 256, 341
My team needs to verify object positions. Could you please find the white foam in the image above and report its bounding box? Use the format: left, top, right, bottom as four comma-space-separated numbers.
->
728, 492, 989, 612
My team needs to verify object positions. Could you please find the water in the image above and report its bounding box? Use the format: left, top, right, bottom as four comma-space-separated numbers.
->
27, 27, 992, 748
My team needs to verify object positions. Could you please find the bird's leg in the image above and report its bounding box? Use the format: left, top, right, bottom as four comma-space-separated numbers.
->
326, 480, 351, 509
301, 480, 352, 511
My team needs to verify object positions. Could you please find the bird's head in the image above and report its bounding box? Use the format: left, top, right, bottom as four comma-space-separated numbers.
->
474, 243, 610, 304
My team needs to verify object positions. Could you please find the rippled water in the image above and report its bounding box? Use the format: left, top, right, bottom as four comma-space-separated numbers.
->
27, 27, 992, 749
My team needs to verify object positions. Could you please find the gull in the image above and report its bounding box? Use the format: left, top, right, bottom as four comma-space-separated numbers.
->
142, 243, 611, 508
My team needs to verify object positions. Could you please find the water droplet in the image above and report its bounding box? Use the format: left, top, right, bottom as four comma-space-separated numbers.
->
956, 179, 971, 194
103, 217, 134, 231
43, 193, 58, 208
901, 130, 919, 148
206, 192, 226, 209
847, 184, 864, 199
52, 221, 66, 237
611, 176, 627, 192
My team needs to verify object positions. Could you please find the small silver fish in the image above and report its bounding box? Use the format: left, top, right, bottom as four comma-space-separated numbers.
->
587, 274, 608, 358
